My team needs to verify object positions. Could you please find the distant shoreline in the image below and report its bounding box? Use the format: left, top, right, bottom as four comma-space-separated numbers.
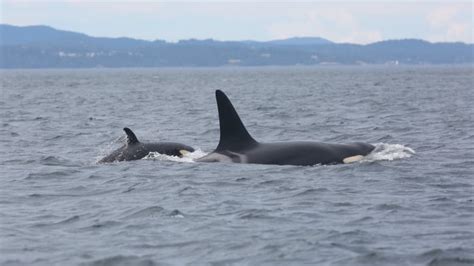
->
2, 24, 472, 69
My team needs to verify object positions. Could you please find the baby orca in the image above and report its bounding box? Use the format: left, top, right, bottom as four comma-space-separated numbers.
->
99, 127, 195, 163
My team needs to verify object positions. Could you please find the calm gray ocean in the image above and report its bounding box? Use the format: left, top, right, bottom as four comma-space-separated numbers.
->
1, 66, 473, 266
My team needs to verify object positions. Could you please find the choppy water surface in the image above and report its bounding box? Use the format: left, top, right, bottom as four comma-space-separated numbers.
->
1, 66, 473, 265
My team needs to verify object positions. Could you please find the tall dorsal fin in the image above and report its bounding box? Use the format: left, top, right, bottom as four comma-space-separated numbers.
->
123, 127, 139, 145
215, 90, 257, 151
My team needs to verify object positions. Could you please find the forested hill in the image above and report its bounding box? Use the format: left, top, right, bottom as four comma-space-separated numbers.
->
1, 24, 472, 68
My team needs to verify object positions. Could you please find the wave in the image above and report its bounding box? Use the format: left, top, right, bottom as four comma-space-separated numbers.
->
82, 255, 157, 266
362, 143, 415, 163
143, 149, 208, 163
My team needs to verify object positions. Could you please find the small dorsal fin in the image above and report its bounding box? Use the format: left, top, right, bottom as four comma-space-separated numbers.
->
215, 90, 257, 151
123, 127, 139, 145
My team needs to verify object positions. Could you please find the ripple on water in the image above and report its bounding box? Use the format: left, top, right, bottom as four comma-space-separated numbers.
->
417, 248, 474, 266
39, 155, 80, 167
33, 215, 81, 228
168, 209, 185, 218
236, 208, 275, 220
345, 216, 374, 225
24, 169, 81, 180
80, 220, 122, 231
81, 255, 158, 266
370, 203, 405, 211
121, 206, 165, 220
292, 188, 330, 197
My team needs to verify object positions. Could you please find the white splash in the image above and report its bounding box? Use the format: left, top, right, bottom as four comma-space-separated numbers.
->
95, 137, 125, 163
362, 143, 415, 162
143, 149, 208, 163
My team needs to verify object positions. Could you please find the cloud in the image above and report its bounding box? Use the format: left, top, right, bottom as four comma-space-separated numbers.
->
426, 3, 473, 43
445, 22, 471, 42
266, 5, 383, 44
427, 5, 461, 26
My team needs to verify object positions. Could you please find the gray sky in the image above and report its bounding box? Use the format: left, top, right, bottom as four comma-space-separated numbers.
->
1, 0, 472, 44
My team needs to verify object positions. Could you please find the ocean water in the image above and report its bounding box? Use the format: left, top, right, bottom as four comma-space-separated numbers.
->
1, 66, 473, 266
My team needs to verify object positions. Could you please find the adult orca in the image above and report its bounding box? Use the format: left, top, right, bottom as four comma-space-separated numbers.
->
196, 90, 374, 166
99, 127, 195, 163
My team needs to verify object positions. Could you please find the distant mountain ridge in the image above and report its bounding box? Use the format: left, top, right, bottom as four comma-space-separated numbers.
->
0, 24, 158, 48
0, 24, 333, 47
1, 24, 472, 68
